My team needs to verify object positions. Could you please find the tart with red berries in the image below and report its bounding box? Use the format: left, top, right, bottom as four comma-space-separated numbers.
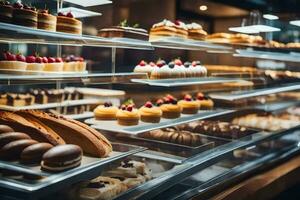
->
12, 2, 38, 28
44, 57, 63, 72
178, 94, 200, 114
139, 101, 162, 123
0, 51, 27, 70
38, 9, 56, 32
93, 102, 118, 120
158, 95, 182, 119
56, 12, 82, 35
26, 55, 45, 71
116, 104, 140, 126
0, 1, 13, 23
196, 92, 214, 110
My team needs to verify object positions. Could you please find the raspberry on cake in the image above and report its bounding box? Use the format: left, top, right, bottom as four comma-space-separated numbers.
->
0, 51, 27, 71
139, 101, 162, 123
13, 2, 38, 28
0, 1, 13, 23
44, 57, 63, 72
63, 55, 86, 72
38, 9, 56, 32
56, 12, 82, 35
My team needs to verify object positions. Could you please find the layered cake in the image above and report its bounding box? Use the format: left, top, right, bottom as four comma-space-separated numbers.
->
37, 9, 56, 32
13, 2, 38, 28
206, 32, 232, 43
98, 20, 149, 41
174, 20, 188, 38
150, 19, 177, 40
56, 12, 82, 35
187, 22, 207, 40
0, 1, 13, 23
0, 51, 27, 70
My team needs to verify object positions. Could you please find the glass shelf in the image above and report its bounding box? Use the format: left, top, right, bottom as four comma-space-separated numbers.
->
0, 22, 153, 50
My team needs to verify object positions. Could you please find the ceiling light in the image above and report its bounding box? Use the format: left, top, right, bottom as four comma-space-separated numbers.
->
199, 5, 207, 11
290, 20, 300, 27
263, 14, 279, 20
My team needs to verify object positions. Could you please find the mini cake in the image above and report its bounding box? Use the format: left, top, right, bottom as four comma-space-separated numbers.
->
0, 51, 27, 71
7, 93, 35, 106
37, 9, 56, 32
56, 12, 82, 35
178, 94, 200, 114
116, 104, 140, 126
133, 60, 153, 77
139, 101, 162, 123
150, 59, 170, 79
158, 95, 182, 119
0, 1, 13, 23
13, 2, 38, 28
196, 92, 214, 110
191, 61, 207, 77
174, 20, 188, 38
26, 55, 45, 71
187, 22, 207, 40
93, 102, 118, 120
30, 89, 48, 104
63, 55, 86, 72
184, 61, 193, 77
149, 19, 177, 40
173, 59, 186, 78
44, 57, 63, 71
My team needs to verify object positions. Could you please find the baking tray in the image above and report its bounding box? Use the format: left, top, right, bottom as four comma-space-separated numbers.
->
87, 110, 234, 135
0, 143, 146, 199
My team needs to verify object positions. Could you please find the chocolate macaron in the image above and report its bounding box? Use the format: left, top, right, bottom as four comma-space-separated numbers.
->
21, 143, 54, 164
0, 132, 31, 148
0, 125, 14, 134
41, 144, 82, 172
0, 139, 38, 160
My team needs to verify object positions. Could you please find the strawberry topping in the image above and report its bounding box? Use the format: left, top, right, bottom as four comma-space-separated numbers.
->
47, 57, 55, 63
144, 101, 153, 108
139, 60, 146, 66
184, 94, 192, 101
197, 92, 205, 100
26, 56, 35, 63
16, 54, 26, 62
35, 57, 43, 63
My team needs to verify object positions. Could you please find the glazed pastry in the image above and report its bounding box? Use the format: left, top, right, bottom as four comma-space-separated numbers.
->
174, 20, 188, 38
150, 60, 170, 79
0, 1, 13, 23
178, 94, 200, 114
149, 19, 177, 40
44, 57, 63, 72
21, 142, 53, 164
0, 51, 27, 71
56, 12, 82, 35
0, 139, 38, 160
158, 95, 182, 119
94, 102, 118, 120
0, 132, 31, 148
139, 101, 162, 123
12, 2, 38, 28
187, 22, 207, 40
41, 144, 82, 172
133, 60, 153, 77
196, 92, 214, 110
37, 9, 56, 32
116, 104, 140, 126
26, 55, 45, 71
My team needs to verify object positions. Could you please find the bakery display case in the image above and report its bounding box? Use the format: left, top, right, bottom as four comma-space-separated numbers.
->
0, 0, 300, 200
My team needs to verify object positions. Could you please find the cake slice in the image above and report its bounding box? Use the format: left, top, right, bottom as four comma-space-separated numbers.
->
38, 9, 56, 32
0, 1, 13, 23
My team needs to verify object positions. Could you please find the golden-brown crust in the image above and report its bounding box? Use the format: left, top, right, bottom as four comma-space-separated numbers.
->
21, 110, 112, 157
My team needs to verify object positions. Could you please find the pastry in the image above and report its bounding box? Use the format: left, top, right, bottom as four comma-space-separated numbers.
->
0, 94, 8, 105
158, 95, 182, 119
0, 125, 14, 133
0, 139, 38, 160
0, 51, 27, 71
0, 1, 13, 23
0, 111, 65, 145
94, 102, 118, 120
133, 60, 154, 77
18, 110, 112, 157
12, 2, 37, 28
41, 144, 82, 172
178, 94, 200, 114
26, 55, 45, 71
183, 61, 193, 77
21, 142, 53, 164
63, 55, 86, 72
0, 132, 31, 148
44, 57, 63, 71
150, 59, 170, 79
149, 19, 177, 40
206, 32, 232, 43
30, 89, 48, 104
139, 101, 162, 123
191, 61, 207, 77
7, 93, 35, 107
45, 89, 64, 103
187, 22, 207, 40
37, 9, 56, 32
196, 92, 214, 109
116, 104, 140, 126
173, 59, 186, 78
98, 20, 149, 41
56, 12, 82, 35
174, 20, 188, 38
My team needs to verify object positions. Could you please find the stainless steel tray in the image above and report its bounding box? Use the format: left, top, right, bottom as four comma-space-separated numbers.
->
0, 143, 146, 199
88, 110, 234, 135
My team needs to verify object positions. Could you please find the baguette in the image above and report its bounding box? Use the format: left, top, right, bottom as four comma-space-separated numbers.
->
19, 110, 112, 157
0, 111, 65, 145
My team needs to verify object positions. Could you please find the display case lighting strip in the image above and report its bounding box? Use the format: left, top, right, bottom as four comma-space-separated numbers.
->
290, 20, 300, 27
229, 25, 281, 34
60, 0, 112, 7
59, 7, 102, 18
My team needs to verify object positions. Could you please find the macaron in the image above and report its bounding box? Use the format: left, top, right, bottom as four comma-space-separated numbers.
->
0, 132, 31, 148
21, 143, 54, 164
41, 144, 82, 172
0, 139, 38, 160
0, 125, 14, 134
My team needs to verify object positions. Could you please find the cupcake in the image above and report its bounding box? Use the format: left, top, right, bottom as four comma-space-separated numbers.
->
94, 102, 118, 120
150, 59, 170, 79
178, 94, 200, 114
184, 61, 193, 77
158, 95, 182, 119
139, 101, 162, 123
196, 92, 214, 110
116, 104, 140, 126
168, 61, 178, 78
173, 59, 186, 78
134, 60, 153, 77
191, 61, 207, 77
